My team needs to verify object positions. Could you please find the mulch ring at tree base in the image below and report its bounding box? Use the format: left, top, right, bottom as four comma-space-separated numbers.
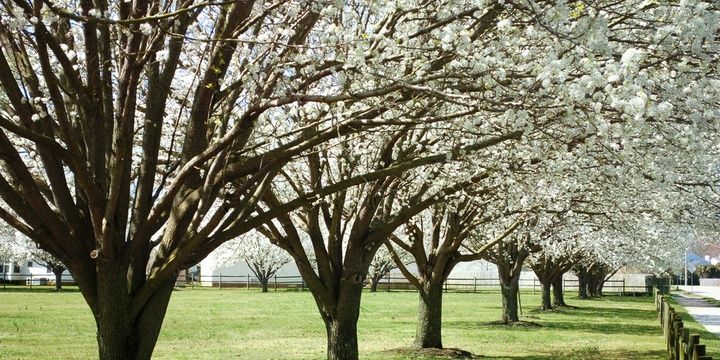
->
481, 320, 543, 327
386, 347, 479, 359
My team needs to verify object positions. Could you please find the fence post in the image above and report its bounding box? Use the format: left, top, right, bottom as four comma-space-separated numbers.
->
692, 344, 706, 360
274, 275, 277, 291
474, 277, 477, 293
219, 274, 223, 289
29, 273, 33, 290
562, 276, 566, 294
688, 334, 700, 360
246, 274, 250, 290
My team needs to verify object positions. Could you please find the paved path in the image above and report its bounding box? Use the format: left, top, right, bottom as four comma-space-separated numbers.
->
674, 292, 720, 336
679, 285, 720, 301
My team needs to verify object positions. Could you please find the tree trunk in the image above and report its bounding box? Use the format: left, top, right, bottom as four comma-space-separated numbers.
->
552, 276, 566, 307
93, 267, 176, 360
260, 278, 269, 293
539, 281, 552, 310
369, 275, 380, 293
414, 281, 443, 349
500, 276, 520, 323
53, 269, 63, 291
577, 269, 589, 299
325, 315, 359, 360
320, 282, 363, 360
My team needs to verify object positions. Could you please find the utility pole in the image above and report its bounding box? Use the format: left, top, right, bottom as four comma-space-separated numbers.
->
684, 248, 688, 287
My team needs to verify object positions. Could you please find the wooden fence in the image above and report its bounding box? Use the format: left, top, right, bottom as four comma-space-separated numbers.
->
656, 289, 713, 360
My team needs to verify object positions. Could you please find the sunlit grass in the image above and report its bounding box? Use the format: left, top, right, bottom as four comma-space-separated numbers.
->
0, 286, 672, 359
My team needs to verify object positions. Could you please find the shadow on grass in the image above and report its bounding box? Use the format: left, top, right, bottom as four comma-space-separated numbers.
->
479, 349, 665, 360
447, 303, 660, 336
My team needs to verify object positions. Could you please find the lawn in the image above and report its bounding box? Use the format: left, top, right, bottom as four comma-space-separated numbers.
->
0, 287, 669, 359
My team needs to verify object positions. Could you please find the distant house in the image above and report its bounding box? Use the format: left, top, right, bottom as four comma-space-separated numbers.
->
197, 248, 503, 288
0, 258, 71, 285
686, 252, 712, 270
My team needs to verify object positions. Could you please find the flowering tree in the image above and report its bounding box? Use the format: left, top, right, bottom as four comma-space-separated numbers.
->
0, 1, 523, 358
386, 195, 523, 348
217, 231, 291, 292
0, 222, 67, 289
367, 245, 409, 293
0, 0, 717, 359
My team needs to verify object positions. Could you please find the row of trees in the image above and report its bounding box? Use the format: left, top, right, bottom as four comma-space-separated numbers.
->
0, 0, 717, 359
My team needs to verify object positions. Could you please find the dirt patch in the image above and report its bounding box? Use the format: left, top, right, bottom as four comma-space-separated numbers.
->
385, 347, 479, 359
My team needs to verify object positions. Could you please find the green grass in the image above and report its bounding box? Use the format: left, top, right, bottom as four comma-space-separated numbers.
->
0, 287, 672, 359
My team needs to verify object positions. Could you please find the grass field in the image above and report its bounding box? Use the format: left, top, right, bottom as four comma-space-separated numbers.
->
0, 287, 675, 359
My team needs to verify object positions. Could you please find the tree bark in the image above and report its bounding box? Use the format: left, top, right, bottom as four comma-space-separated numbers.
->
500, 276, 520, 323
540, 281, 552, 311
319, 282, 363, 360
325, 315, 359, 360
93, 267, 176, 360
414, 281, 444, 349
552, 276, 566, 307
260, 279, 269, 293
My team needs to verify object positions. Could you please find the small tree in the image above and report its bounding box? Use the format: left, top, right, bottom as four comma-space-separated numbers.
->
0, 227, 67, 290
367, 246, 406, 293
219, 232, 291, 293
482, 222, 541, 324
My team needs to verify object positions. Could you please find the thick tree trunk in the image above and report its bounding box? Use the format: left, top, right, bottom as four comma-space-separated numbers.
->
500, 276, 520, 323
53, 269, 63, 291
414, 281, 443, 349
552, 276, 566, 307
260, 279, 269, 293
93, 267, 176, 360
540, 282, 552, 310
325, 315, 359, 360
320, 282, 363, 360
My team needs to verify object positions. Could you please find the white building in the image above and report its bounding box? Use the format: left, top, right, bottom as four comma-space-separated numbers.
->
0, 258, 71, 284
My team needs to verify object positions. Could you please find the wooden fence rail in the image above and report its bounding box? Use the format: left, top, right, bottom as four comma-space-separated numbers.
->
655, 289, 713, 360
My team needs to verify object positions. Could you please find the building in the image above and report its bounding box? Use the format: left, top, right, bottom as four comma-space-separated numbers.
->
0, 258, 71, 285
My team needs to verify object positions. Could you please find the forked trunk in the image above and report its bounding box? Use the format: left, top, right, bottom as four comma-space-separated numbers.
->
93, 266, 176, 360
540, 282, 552, 310
414, 281, 443, 349
500, 276, 520, 323
552, 277, 566, 307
